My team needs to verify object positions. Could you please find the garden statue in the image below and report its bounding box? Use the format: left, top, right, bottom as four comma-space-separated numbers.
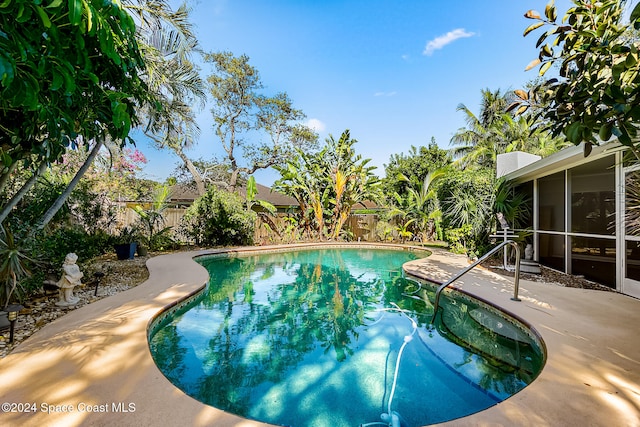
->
496, 212, 510, 230
525, 244, 534, 260
56, 253, 83, 307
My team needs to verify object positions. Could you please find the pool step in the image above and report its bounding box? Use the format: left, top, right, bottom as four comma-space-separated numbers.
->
520, 259, 541, 274
468, 308, 528, 343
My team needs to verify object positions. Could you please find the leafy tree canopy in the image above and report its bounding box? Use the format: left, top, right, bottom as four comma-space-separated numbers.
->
204, 51, 318, 191
383, 138, 451, 198
512, 0, 640, 156
0, 0, 151, 172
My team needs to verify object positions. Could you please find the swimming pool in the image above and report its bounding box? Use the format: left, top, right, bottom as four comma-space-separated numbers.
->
149, 247, 544, 427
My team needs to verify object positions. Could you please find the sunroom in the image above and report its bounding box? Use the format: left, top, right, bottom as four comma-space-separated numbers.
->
499, 141, 640, 299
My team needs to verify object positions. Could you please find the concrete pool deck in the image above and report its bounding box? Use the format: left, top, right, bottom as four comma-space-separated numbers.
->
0, 244, 638, 427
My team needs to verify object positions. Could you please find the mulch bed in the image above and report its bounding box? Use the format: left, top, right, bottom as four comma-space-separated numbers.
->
0, 254, 150, 358
482, 257, 614, 292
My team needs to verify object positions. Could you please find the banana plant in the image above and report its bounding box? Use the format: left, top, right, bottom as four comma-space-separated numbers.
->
246, 176, 277, 214
396, 218, 416, 244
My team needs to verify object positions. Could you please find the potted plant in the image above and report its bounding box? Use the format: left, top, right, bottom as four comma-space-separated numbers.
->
113, 227, 138, 260
136, 241, 148, 257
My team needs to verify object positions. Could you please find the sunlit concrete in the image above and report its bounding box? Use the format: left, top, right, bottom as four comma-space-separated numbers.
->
404, 249, 640, 427
0, 244, 638, 426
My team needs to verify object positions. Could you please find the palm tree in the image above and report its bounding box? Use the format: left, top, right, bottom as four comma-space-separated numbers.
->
412, 170, 445, 241
451, 89, 567, 170
450, 103, 503, 169
132, 1, 207, 193
478, 88, 513, 128
495, 114, 570, 156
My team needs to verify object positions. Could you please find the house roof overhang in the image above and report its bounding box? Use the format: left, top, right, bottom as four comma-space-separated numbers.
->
502, 140, 624, 184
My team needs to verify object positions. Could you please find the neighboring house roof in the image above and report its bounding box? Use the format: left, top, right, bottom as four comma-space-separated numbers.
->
351, 200, 385, 211
167, 183, 298, 208
252, 183, 298, 208
502, 141, 623, 183
168, 184, 200, 203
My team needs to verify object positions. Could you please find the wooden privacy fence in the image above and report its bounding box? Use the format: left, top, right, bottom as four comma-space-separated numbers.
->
114, 206, 187, 235
115, 204, 394, 243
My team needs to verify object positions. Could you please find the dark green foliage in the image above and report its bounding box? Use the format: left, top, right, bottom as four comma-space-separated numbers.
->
0, 0, 150, 171
7, 179, 116, 234
0, 223, 113, 305
438, 168, 496, 254
0, 225, 31, 307
32, 227, 113, 269
181, 187, 257, 247
515, 0, 640, 152
8, 180, 69, 227
494, 179, 532, 230
383, 140, 451, 199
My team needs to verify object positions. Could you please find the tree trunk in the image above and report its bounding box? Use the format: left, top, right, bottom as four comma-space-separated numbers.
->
0, 161, 48, 224
174, 146, 206, 196
0, 161, 18, 195
36, 138, 104, 230
229, 168, 240, 192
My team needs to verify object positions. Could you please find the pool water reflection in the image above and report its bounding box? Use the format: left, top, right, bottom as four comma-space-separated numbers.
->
149, 248, 544, 427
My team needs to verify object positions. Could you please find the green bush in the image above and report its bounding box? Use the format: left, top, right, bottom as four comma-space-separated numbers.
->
181, 187, 257, 247
32, 227, 114, 269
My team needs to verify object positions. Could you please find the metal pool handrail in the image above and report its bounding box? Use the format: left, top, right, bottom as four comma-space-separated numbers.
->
430, 240, 521, 325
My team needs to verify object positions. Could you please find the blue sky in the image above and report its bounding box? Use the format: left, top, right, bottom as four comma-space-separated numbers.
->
138, 0, 573, 185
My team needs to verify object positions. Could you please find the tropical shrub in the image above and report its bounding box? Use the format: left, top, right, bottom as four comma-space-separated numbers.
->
181, 187, 256, 247
374, 220, 395, 242
444, 224, 474, 255
33, 227, 113, 268
132, 185, 173, 250
438, 168, 495, 254
0, 225, 33, 307
274, 130, 381, 240
383, 140, 451, 199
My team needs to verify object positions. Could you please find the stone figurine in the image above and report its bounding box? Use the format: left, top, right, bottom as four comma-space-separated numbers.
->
525, 244, 534, 260
56, 253, 83, 307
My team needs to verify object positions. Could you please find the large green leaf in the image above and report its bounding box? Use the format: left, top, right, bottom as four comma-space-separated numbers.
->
633, 2, 640, 29
35, 5, 50, 28
524, 21, 544, 36
565, 121, 583, 144
68, 0, 81, 26
45, 0, 63, 8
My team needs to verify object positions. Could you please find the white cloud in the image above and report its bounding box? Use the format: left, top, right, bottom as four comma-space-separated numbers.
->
211, 0, 228, 15
423, 28, 475, 56
374, 91, 397, 97
306, 118, 326, 132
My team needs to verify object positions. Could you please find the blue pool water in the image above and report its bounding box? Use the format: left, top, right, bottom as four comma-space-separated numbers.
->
149, 248, 544, 427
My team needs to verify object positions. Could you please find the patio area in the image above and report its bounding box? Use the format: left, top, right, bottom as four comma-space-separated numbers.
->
0, 244, 638, 427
